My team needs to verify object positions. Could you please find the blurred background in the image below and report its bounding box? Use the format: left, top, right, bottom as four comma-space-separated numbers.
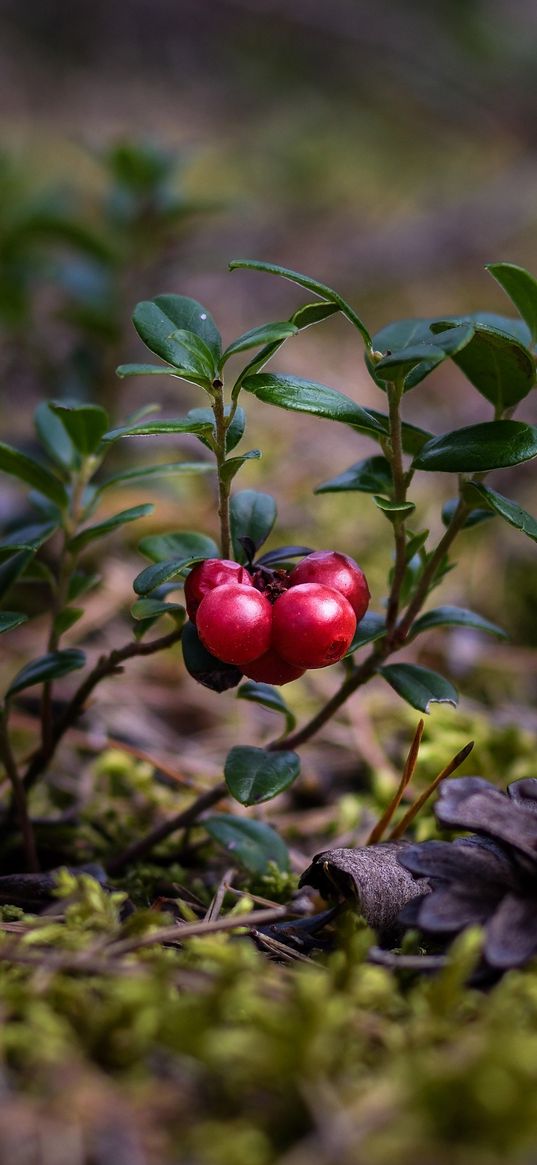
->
0, 0, 536, 745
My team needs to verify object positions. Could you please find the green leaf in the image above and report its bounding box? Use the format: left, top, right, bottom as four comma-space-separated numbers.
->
138, 531, 219, 564
487, 262, 537, 345
181, 620, 242, 692
34, 402, 76, 472
291, 301, 340, 329
144, 294, 222, 360
204, 814, 290, 874
230, 259, 372, 347
222, 321, 298, 363
133, 298, 219, 384
186, 406, 245, 453
315, 456, 392, 495
6, 649, 86, 699
237, 680, 296, 734
242, 373, 385, 437
373, 496, 416, 517
133, 555, 205, 596
53, 607, 84, 637
413, 420, 537, 472
116, 363, 181, 378
344, 612, 386, 656
224, 745, 300, 806
381, 663, 458, 712
230, 490, 277, 561
441, 499, 495, 529
0, 548, 36, 600
67, 571, 101, 601
68, 504, 154, 552
131, 597, 185, 621
449, 320, 535, 409
0, 441, 68, 509
50, 403, 109, 456
410, 605, 507, 639
103, 417, 215, 443
0, 521, 59, 551
96, 461, 213, 493
220, 450, 261, 486
464, 482, 537, 543
467, 311, 530, 346
0, 612, 28, 634
373, 323, 475, 390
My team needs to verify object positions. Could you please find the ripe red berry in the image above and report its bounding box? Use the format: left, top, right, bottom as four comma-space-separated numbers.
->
242, 647, 305, 686
196, 583, 272, 665
185, 558, 252, 620
272, 582, 356, 669
289, 550, 370, 621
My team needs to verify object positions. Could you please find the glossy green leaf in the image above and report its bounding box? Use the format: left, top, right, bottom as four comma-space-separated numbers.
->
242, 373, 385, 436
133, 555, 205, 596
0, 441, 68, 509
186, 405, 245, 453
133, 298, 219, 383
204, 814, 290, 874
143, 294, 222, 360
413, 420, 537, 472
441, 499, 495, 529
34, 402, 76, 472
224, 745, 300, 806
373, 496, 416, 517
467, 311, 530, 346
220, 449, 261, 486
68, 504, 154, 552
131, 597, 185, 621
138, 531, 219, 564
410, 605, 507, 639
344, 612, 386, 656
103, 417, 214, 443
291, 301, 340, 329
0, 548, 36, 600
181, 620, 242, 692
464, 482, 537, 543
373, 323, 474, 390
237, 681, 296, 734
0, 521, 59, 551
487, 262, 537, 345
381, 663, 458, 712
230, 258, 371, 346
450, 320, 535, 409
116, 363, 180, 378
96, 461, 213, 493
230, 490, 277, 561
315, 456, 392, 495
50, 403, 109, 456
0, 612, 28, 634
222, 321, 298, 363
6, 648, 86, 699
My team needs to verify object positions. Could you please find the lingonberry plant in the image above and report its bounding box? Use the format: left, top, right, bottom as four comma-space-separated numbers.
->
0, 259, 536, 873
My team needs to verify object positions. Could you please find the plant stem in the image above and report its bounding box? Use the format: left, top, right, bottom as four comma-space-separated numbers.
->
385, 383, 409, 635
0, 709, 39, 871
106, 781, 226, 874
22, 625, 185, 792
212, 385, 231, 558
395, 495, 471, 643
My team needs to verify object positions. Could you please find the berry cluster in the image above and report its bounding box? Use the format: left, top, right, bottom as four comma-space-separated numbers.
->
184, 551, 370, 686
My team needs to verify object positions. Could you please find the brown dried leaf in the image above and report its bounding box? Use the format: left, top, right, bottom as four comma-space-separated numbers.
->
299, 842, 429, 934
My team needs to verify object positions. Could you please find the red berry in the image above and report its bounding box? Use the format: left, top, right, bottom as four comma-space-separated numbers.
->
185, 558, 252, 620
242, 647, 305, 686
272, 583, 356, 669
289, 551, 370, 621
196, 583, 272, 665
